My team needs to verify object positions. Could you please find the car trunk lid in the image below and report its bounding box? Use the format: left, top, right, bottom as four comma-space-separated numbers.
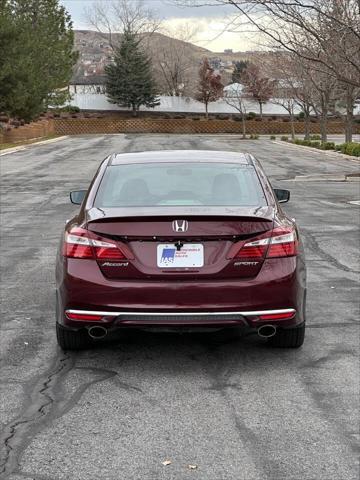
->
86, 206, 274, 279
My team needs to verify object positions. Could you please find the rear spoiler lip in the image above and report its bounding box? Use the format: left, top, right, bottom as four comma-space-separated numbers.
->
86, 206, 275, 223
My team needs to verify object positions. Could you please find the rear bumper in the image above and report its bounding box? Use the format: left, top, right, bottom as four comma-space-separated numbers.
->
63, 308, 297, 328
56, 256, 306, 330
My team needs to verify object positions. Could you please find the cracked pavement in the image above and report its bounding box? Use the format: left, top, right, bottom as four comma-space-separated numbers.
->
0, 135, 359, 480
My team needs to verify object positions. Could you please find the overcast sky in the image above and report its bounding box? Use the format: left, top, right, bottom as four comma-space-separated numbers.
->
60, 0, 260, 52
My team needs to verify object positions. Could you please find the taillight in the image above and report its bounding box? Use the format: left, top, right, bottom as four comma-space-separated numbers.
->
63, 229, 93, 259
235, 226, 298, 259
92, 239, 126, 260
63, 227, 126, 260
235, 237, 269, 258
267, 227, 298, 258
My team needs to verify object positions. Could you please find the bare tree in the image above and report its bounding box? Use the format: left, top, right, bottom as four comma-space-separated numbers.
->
274, 97, 297, 140
176, 1, 359, 87
338, 83, 360, 143
196, 58, 224, 118
85, 0, 161, 48
291, 60, 316, 140
202, 0, 360, 89
241, 63, 275, 119
156, 23, 199, 96
305, 64, 338, 144
224, 84, 247, 138
262, 52, 298, 140
229, 0, 359, 141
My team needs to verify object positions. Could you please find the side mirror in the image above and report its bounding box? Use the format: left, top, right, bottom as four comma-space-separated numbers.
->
70, 190, 86, 205
274, 188, 290, 203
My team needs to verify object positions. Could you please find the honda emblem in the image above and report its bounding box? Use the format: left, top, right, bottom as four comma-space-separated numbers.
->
172, 220, 189, 233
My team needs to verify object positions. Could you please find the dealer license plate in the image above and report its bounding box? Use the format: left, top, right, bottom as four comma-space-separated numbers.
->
157, 244, 204, 268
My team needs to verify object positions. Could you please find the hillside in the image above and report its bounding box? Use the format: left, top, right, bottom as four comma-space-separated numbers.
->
73, 30, 265, 93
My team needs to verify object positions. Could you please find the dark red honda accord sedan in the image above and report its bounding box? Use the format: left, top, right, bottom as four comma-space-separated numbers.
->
55, 150, 306, 350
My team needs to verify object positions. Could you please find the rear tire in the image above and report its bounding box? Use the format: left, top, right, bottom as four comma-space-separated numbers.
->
268, 323, 305, 348
56, 323, 92, 351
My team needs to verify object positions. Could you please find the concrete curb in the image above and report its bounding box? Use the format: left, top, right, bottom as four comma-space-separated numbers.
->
272, 140, 360, 163
294, 174, 347, 182
0, 136, 68, 156
285, 174, 360, 182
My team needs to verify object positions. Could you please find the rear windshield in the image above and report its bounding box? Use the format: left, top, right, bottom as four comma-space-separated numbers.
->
94, 162, 266, 207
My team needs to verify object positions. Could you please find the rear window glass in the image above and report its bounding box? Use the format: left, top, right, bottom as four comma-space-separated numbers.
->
94, 162, 266, 207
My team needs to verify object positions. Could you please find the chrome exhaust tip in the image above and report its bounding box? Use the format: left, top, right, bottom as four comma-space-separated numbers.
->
257, 324, 277, 339
88, 326, 108, 340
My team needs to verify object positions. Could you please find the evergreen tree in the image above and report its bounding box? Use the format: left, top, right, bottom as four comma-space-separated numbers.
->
232, 60, 249, 84
105, 31, 160, 116
0, 0, 77, 121
0, 0, 20, 116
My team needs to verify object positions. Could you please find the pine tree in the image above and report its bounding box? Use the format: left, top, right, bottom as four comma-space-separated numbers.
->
105, 31, 160, 117
232, 60, 249, 84
0, 0, 77, 121
0, 1, 18, 116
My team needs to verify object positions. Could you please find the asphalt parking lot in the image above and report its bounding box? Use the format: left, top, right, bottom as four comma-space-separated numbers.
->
0, 134, 359, 480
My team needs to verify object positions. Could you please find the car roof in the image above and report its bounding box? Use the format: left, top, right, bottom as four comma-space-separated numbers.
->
110, 150, 252, 166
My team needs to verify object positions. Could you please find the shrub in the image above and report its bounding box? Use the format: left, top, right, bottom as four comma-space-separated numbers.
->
293, 139, 314, 147
323, 142, 335, 150
247, 111, 256, 120
338, 142, 360, 156
249, 134, 259, 139
351, 145, 360, 156
310, 141, 321, 148
281, 136, 289, 141
282, 118, 290, 122
270, 135, 276, 140
58, 105, 80, 113
310, 134, 321, 140
298, 111, 305, 119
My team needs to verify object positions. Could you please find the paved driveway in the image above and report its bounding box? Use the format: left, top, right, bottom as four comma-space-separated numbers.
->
0, 135, 359, 480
